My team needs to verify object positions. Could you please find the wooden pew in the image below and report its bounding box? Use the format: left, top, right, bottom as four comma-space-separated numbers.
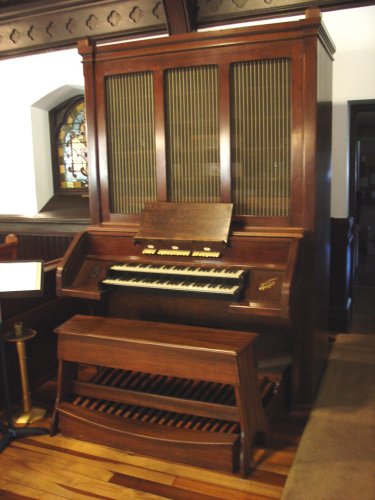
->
0, 234, 18, 261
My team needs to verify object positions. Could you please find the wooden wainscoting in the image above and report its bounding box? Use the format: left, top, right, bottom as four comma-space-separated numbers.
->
0, 222, 85, 262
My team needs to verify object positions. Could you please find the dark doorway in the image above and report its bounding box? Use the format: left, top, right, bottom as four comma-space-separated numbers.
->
349, 100, 375, 287
349, 100, 375, 335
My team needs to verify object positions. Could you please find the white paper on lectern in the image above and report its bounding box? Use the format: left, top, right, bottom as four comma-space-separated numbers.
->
0, 261, 43, 293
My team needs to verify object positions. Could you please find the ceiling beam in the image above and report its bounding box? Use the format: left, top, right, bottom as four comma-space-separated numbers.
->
162, 0, 196, 35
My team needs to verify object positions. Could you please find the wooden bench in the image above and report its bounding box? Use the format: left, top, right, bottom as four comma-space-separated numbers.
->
51, 314, 271, 475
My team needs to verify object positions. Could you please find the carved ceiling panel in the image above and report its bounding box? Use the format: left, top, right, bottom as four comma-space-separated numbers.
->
196, 0, 375, 25
0, 0, 166, 58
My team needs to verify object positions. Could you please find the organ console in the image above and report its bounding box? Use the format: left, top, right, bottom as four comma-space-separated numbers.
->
56, 202, 302, 333
99, 203, 248, 301
53, 202, 301, 473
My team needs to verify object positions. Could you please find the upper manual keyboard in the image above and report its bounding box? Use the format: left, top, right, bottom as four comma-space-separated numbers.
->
110, 263, 247, 280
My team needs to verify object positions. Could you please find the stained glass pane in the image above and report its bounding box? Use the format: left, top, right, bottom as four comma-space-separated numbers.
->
58, 99, 88, 190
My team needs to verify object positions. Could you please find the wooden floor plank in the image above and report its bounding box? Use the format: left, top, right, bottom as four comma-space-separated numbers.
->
238, 469, 286, 488
29, 433, 289, 495
0, 478, 66, 500
110, 472, 217, 500
4, 445, 114, 483
0, 450, 164, 500
249, 461, 290, 477
0, 430, 295, 499
0, 431, 300, 500
172, 476, 278, 500
0, 454, 91, 500
252, 446, 297, 468
11, 440, 176, 486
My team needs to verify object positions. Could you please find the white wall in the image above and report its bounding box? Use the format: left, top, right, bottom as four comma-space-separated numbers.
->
322, 6, 375, 218
0, 7, 374, 216
0, 49, 83, 215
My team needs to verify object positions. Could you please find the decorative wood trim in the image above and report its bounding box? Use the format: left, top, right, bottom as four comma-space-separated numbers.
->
0, 217, 88, 234
0, 0, 166, 58
196, 0, 375, 28
0, 0, 373, 58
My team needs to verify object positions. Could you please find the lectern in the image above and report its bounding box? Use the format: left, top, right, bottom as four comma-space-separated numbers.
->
0, 260, 48, 452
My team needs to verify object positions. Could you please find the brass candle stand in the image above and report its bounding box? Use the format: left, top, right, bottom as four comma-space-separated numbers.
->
4, 322, 46, 424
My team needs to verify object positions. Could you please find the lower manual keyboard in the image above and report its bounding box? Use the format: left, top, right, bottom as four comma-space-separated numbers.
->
100, 276, 242, 300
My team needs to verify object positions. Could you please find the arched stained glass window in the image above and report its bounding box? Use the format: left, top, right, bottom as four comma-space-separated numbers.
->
56, 98, 88, 192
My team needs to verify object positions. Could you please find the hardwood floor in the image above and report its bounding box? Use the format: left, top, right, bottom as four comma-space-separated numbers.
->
0, 380, 308, 500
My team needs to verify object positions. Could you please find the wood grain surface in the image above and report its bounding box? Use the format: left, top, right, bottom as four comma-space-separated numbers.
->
0, 380, 307, 500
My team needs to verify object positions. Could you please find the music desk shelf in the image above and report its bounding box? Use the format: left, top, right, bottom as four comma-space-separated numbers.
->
51, 314, 271, 475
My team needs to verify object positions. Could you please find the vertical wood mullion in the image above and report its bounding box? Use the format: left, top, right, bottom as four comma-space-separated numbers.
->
154, 69, 167, 201
219, 63, 231, 203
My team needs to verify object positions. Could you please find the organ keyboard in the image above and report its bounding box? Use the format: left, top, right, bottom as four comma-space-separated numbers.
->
100, 262, 248, 300
108, 262, 247, 280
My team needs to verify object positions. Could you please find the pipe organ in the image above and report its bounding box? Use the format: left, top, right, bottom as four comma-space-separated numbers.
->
52, 10, 335, 473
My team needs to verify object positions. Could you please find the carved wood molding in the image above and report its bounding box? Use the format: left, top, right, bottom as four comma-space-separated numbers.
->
0, 0, 166, 58
0, 0, 373, 57
196, 0, 375, 26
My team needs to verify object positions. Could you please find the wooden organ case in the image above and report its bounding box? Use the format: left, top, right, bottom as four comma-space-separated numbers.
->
52, 10, 335, 474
